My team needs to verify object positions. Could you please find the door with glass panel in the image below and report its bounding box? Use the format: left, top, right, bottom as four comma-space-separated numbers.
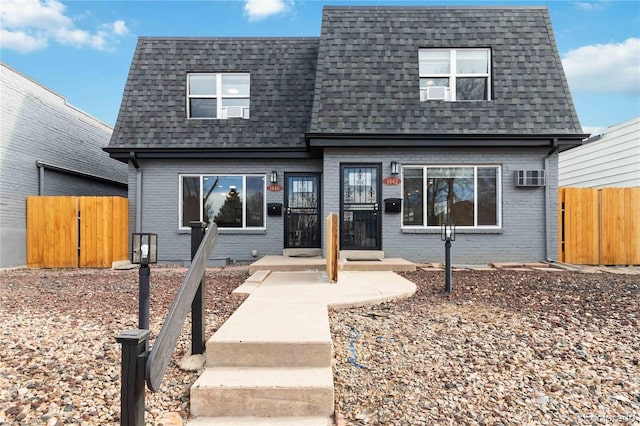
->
285, 174, 321, 248
340, 164, 381, 250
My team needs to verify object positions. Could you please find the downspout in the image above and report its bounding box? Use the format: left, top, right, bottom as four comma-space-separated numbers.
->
129, 152, 141, 233
544, 139, 559, 262
37, 162, 45, 195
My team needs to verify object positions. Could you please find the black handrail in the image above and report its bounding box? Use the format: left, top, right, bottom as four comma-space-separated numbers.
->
145, 222, 218, 392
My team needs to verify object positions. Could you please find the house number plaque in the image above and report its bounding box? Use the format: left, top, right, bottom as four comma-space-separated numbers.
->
383, 176, 401, 186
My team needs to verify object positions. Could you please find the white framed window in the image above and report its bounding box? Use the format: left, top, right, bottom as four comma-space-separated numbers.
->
179, 174, 265, 230
402, 165, 501, 228
419, 49, 491, 101
187, 73, 250, 119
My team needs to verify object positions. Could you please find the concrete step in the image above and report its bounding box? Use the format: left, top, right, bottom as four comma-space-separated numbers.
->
339, 250, 384, 260
190, 367, 334, 418
340, 258, 416, 272
206, 297, 332, 368
188, 416, 333, 425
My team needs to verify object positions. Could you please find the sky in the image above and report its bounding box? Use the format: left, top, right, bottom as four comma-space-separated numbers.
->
1, 0, 639, 135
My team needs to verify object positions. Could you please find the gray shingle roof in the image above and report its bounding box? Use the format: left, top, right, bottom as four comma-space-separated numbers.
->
108, 38, 318, 151
107, 6, 583, 155
309, 6, 583, 135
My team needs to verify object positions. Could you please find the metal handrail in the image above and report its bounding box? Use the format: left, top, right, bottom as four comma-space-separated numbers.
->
145, 223, 218, 392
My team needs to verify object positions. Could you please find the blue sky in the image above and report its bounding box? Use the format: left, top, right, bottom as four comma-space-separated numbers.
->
1, 0, 639, 135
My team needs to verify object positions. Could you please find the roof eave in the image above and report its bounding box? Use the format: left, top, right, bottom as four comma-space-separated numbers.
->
104, 147, 318, 162
307, 133, 587, 149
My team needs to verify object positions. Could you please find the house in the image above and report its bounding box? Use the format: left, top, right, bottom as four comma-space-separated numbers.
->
559, 116, 640, 188
105, 6, 585, 265
0, 63, 128, 268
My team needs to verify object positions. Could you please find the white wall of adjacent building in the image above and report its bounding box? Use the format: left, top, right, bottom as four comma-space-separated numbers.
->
559, 117, 640, 188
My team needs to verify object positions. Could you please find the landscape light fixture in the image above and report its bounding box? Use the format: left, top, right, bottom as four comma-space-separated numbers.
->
131, 232, 157, 334
270, 171, 278, 183
131, 233, 158, 265
390, 161, 400, 175
440, 223, 455, 293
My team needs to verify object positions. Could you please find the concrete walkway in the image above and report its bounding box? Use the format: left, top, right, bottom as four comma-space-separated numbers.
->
188, 270, 416, 425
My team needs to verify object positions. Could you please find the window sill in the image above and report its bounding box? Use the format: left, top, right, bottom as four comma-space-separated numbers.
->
401, 227, 502, 234
178, 228, 267, 235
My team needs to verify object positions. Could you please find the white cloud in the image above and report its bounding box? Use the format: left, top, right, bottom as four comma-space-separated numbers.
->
0, 29, 48, 52
0, 0, 128, 53
244, 0, 288, 21
562, 38, 640, 96
111, 20, 128, 36
573, 2, 607, 12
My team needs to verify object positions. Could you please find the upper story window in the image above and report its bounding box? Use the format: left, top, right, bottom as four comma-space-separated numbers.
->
187, 73, 250, 119
419, 49, 491, 102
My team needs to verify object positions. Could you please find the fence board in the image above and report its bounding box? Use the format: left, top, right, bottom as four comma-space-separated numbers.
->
559, 187, 640, 265
27, 197, 78, 268
28, 196, 128, 268
113, 197, 129, 262
79, 197, 97, 267
26, 197, 43, 268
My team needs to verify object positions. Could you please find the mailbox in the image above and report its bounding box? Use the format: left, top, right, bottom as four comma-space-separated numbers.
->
384, 198, 402, 213
267, 203, 283, 216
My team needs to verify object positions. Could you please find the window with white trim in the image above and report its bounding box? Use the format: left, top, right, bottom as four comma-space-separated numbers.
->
402, 166, 501, 228
419, 49, 491, 101
187, 73, 250, 119
180, 174, 265, 229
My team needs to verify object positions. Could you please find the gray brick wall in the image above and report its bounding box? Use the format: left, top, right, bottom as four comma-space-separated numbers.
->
131, 158, 322, 264
133, 148, 558, 266
0, 64, 128, 268
323, 147, 558, 264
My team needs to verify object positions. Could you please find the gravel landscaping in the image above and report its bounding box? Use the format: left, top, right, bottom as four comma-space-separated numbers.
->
1, 266, 639, 425
331, 269, 640, 425
0, 267, 247, 425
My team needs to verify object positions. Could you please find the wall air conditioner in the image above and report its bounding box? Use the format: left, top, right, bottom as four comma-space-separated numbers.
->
514, 170, 546, 187
222, 106, 244, 118
425, 86, 450, 101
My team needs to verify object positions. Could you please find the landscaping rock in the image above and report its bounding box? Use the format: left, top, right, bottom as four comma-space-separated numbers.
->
330, 269, 640, 425
0, 268, 247, 425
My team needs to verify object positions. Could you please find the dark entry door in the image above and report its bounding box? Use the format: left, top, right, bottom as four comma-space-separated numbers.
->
340, 164, 381, 250
285, 174, 321, 248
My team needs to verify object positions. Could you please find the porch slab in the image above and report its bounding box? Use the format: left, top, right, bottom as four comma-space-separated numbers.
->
249, 255, 325, 274
249, 255, 416, 274
340, 258, 416, 272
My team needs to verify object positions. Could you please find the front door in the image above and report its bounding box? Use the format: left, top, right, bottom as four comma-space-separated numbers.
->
285, 173, 321, 248
340, 164, 381, 250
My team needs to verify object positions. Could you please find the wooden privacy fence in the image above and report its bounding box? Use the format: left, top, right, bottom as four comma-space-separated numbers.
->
27, 196, 128, 268
558, 187, 640, 265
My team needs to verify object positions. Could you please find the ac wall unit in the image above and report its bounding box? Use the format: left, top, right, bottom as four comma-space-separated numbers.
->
423, 86, 450, 101
222, 106, 244, 118
514, 170, 546, 187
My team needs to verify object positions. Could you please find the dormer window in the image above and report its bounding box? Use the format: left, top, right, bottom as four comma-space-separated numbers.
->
187, 73, 250, 119
419, 49, 491, 101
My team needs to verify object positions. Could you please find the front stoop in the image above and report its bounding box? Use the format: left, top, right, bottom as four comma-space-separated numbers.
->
188, 417, 333, 425
187, 280, 335, 425
190, 367, 334, 417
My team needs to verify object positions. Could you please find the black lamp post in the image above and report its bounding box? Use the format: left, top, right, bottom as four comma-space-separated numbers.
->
440, 223, 455, 293
131, 233, 158, 332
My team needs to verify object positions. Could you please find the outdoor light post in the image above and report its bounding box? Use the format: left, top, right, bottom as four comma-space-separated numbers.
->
440, 223, 455, 293
131, 233, 158, 332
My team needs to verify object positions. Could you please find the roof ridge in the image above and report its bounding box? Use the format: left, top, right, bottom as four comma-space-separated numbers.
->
322, 5, 548, 10
138, 36, 319, 41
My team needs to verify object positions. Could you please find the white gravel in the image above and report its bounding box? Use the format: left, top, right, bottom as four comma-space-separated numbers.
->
2, 267, 639, 426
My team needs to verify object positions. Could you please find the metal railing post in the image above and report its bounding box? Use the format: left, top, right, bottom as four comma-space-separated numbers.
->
116, 329, 150, 426
445, 239, 452, 293
139, 265, 150, 331
190, 221, 207, 354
